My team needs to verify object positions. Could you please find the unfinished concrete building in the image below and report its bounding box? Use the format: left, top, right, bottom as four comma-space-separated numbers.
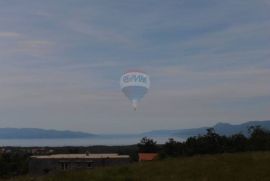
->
29, 153, 130, 175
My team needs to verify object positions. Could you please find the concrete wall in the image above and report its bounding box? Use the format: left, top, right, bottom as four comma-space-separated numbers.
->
29, 157, 130, 175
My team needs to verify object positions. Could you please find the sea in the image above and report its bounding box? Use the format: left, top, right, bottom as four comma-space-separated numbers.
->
0, 136, 184, 147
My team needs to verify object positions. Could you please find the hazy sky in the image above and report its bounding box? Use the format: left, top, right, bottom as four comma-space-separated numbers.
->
0, 0, 269, 134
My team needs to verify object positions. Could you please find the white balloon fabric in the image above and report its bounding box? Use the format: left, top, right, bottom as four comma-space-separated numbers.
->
120, 71, 150, 110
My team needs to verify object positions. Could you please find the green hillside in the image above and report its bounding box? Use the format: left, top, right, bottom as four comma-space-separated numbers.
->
5, 152, 270, 181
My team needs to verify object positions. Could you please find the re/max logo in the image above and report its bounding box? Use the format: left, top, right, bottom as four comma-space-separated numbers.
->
123, 75, 147, 83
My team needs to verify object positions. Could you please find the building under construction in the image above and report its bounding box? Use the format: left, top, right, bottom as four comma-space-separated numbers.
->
29, 153, 130, 175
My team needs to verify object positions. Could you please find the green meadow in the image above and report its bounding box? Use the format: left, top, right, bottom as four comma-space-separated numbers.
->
5, 151, 270, 181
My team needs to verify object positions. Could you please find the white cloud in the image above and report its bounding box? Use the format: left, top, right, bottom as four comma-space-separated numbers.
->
0, 32, 21, 38
65, 20, 134, 46
178, 20, 270, 52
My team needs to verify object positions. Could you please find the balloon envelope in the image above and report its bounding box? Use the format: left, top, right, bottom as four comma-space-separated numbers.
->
120, 71, 150, 110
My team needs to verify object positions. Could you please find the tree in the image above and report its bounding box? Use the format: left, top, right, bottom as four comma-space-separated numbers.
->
248, 126, 270, 150
163, 138, 183, 157
227, 133, 247, 152
183, 128, 226, 155
137, 137, 158, 153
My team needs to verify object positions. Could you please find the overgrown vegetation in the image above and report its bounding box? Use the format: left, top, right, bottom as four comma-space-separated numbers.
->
4, 152, 270, 181
2, 126, 270, 179
0, 152, 29, 178
159, 126, 270, 158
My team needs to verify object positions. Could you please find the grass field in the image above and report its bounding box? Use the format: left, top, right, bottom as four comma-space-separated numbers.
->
5, 152, 270, 181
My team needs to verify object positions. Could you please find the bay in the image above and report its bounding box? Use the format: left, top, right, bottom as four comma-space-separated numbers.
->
0, 136, 184, 147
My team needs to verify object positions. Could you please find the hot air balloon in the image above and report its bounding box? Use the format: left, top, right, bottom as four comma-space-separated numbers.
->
120, 70, 150, 110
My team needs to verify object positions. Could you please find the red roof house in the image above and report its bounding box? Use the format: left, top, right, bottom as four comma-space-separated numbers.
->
138, 153, 158, 161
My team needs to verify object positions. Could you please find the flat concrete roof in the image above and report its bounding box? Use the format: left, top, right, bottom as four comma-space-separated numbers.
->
31, 153, 130, 159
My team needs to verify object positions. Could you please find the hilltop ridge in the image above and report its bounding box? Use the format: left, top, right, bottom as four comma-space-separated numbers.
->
0, 120, 269, 139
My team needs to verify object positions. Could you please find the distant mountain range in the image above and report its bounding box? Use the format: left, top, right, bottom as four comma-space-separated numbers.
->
0, 120, 270, 139
0, 128, 96, 139
141, 120, 270, 138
